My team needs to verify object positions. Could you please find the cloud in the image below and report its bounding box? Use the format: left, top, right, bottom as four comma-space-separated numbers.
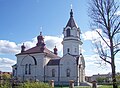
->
0, 35, 63, 56
0, 40, 20, 54
0, 35, 63, 72
0, 35, 119, 75
82, 29, 102, 41
85, 54, 105, 67
23, 35, 63, 56
0, 58, 16, 72
84, 54, 111, 76
82, 29, 110, 52
0, 58, 16, 65
82, 29, 120, 75
22, 38, 36, 50
115, 11, 120, 15
85, 64, 111, 76
44, 36, 63, 56
84, 52, 120, 76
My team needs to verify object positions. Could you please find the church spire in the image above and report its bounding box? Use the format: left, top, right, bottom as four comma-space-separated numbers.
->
63, 7, 82, 56
66, 8, 77, 28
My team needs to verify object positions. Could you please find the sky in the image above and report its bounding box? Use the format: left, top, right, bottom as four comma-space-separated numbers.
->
0, 0, 120, 76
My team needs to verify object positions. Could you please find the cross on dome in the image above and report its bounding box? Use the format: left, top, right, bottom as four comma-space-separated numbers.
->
71, 4, 72, 9
70, 4, 73, 17
40, 32, 42, 35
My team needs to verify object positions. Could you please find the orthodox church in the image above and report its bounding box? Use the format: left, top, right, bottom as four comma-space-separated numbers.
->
12, 9, 85, 86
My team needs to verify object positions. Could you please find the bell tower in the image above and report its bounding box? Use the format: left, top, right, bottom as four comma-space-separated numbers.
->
62, 9, 83, 56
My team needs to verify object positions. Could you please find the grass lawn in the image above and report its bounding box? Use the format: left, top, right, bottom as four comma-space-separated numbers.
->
98, 85, 120, 88
55, 86, 91, 88
55, 85, 120, 88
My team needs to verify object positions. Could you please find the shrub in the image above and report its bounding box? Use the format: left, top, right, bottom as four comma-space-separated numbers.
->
15, 81, 52, 88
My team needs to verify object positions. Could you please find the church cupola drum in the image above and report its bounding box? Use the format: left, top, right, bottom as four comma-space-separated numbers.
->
63, 9, 83, 56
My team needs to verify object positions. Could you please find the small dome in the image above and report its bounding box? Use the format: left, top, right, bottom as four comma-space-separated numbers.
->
36, 32, 45, 47
21, 43, 25, 53
53, 46, 58, 55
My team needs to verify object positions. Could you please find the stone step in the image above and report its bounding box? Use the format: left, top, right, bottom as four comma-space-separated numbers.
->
80, 82, 92, 86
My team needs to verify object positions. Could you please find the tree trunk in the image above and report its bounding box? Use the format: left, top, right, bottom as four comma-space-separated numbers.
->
111, 61, 118, 88
110, 31, 118, 88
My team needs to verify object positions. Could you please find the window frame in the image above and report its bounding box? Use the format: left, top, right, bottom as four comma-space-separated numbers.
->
52, 69, 55, 77
25, 64, 28, 74
66, 28, 70, 37
29, 64, 31, 74
66, 69, 70, 77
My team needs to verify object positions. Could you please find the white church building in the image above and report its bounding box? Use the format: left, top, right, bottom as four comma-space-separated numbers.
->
12, 9, 85, 86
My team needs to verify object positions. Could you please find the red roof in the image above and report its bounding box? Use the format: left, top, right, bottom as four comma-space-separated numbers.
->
16, 46, 59, 58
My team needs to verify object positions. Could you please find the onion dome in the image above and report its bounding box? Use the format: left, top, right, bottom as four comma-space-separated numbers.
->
53, 46, 58, 55
21, 43, 25, 53
36, 32, 44, 46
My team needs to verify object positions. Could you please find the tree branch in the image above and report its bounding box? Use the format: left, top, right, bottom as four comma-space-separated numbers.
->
114, 49, 120, 56
112, 21, 120, 37
96, 30, 110, 48
113, 42, 120, 48
100, 56, 111, 65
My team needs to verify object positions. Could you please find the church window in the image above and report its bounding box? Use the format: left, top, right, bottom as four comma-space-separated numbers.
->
67, 48, 70, 53
66, 28, 70, 37
75, 48, 76, 52
13, 70, 15, 76
66, 69, 70, 77
29, 64, 31, 74
52, 69, 55, 77
77, 31, 80, 37
25, 64, 28, 74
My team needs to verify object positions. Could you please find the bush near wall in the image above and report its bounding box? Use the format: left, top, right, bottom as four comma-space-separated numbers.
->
14, 81, 52, 88
0, 81, 52, 88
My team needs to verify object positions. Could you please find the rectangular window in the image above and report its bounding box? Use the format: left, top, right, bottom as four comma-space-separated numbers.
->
29, 64, 31, 74
25, 64, 27, 74
66, 29, 70, 37
52, 69, 55, 77
66, 69, 70, 77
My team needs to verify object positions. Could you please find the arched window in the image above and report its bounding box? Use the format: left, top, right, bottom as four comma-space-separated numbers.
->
67, 48, 70, 53
25, 64, 28, 74
52, 69, 55, 77
66, 69, 70, 77
66, 28, 70, 37
29, 64, 31, 74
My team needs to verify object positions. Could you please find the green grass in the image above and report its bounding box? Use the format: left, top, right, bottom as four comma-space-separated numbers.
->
14, 82, 52, 88
55, 86, 90, 88
0, 81, 53, 88
55, 85, 120, 88
98, 85, 120, 88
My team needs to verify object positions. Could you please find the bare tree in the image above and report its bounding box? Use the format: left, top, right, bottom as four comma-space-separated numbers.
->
88, 0, 120, 88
